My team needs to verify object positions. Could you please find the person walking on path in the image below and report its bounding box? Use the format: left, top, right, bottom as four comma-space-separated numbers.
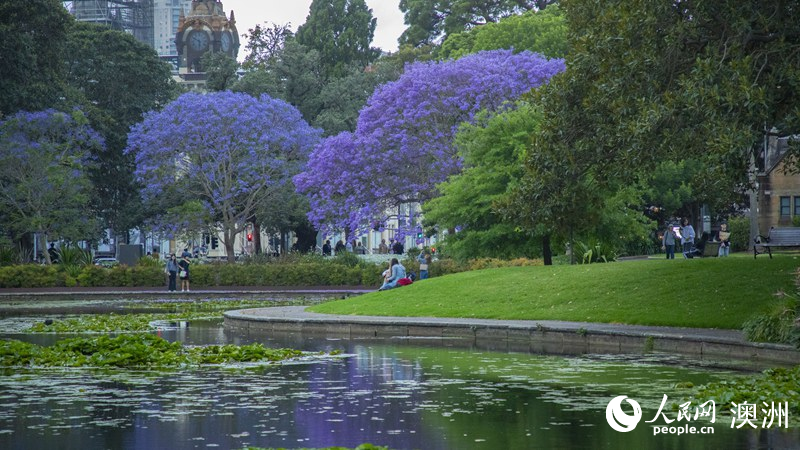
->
662, 225, 677, 259
165, 254, 179, 292
178, 255, 191, 292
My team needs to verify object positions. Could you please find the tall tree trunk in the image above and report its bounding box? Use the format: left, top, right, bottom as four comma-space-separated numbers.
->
253, 222, 262, 254
542, 234, 552, 266
42, 232, 52, 265
224, 229, 236, 263
569, 227, 575, 265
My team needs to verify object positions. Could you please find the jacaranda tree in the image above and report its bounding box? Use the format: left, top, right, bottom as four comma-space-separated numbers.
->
295, 50, 564, 235
0, 109, 103, 263
127, 92, 321, 262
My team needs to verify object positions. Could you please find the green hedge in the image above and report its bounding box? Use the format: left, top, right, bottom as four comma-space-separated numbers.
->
189, 262, 378, 287
0, 265, 64, 288
0, 261, 380, 288
728, 216, 750, 252
0, 256, 543, 289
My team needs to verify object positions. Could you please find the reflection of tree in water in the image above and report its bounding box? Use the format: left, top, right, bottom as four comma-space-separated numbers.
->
295, 344, 431, 449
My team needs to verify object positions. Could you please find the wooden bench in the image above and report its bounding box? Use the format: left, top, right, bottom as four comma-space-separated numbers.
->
754, 227, 800, 258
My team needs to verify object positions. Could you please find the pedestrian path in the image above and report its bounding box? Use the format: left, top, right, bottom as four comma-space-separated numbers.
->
225, 306, 800, 369
227, 305, 746, 343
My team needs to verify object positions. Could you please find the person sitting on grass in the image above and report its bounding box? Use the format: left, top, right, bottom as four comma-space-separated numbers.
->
379, 258, 406, 291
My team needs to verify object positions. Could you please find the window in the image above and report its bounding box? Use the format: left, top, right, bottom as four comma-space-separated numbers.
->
780, 196, 791, 217
795, 197, 800, 216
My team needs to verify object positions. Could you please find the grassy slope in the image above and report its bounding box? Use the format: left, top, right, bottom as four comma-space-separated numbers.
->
309, 255, 799, 329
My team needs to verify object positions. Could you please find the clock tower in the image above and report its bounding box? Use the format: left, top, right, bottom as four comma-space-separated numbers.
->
175, 0, 239, 76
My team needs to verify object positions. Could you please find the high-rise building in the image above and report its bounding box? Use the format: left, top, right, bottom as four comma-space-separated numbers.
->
63, 0, 203, 70
153, 0, 193, 68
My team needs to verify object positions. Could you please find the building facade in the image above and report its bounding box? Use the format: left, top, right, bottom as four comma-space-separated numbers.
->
153, 0, 193, 68
174, 0, 239, 88
756, 135, 800, 233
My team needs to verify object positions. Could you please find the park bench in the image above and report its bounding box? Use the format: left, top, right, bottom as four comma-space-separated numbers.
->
753, 227, 800, 259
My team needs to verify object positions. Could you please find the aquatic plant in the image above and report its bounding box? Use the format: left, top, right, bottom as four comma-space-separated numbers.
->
742, 294, 799, 346
245, 445, 388, 450
0, 334, 309, 368
26, 312, 220, 333
683, 366, 800, 426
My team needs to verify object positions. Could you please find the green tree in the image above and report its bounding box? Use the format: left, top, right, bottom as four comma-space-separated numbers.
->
295, 0, 379, 79
249, 39, 326, 124
202, 52, 239, 91
232, 70, 277, 99
641, 160, 705, 223
440, 6, 568, 59
510, 0, 800, 261
399, 0, 555, 47
424, 102, 543, 259
313, 62, 401, 136
241, 22, 293, 71
63, 22, 177, 237
234, 38, 398, 136
550, 0, 797, 187
0, 0, 72, 117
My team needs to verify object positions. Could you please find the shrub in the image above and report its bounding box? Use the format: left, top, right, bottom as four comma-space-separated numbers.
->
129, 265, 165, 287
0, 264, 65, 288
0, 255, 543, 288
136, 256, 163, 268
57, 246, 93, 267
76, 265, 109, 287
576, 240, 618, 264
0, 247, 16, 267
728, 216, 750, 252
742, 268, 800, 346
332, 251, 361, 268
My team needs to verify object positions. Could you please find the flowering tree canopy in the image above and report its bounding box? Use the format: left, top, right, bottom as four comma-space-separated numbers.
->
127, 91, 321, 262
295, 49, 564, 234
0, 109, 103, 263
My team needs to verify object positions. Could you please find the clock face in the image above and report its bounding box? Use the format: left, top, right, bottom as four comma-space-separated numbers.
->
220, 32, 232, 52
189, 30, 209, 51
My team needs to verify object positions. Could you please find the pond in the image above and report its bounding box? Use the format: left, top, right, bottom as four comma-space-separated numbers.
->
0, 297, 797, 450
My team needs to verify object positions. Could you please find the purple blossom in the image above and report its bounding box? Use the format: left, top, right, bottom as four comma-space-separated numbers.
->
126, 91, 321, 255
296, 50, 565, 234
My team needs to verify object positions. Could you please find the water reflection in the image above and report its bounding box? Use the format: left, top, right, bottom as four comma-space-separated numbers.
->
0, 319, 798, 449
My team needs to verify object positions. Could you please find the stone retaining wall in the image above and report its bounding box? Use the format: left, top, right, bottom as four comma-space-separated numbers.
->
224, 311, 800, 371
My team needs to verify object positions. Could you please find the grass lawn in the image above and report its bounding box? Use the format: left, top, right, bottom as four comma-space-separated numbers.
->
309, 254, 800, 330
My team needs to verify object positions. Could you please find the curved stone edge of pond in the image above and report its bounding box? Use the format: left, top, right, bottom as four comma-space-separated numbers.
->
223, 306, 800, 371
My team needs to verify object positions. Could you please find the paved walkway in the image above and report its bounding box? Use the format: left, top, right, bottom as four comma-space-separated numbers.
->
225, 305, 800, 368
228, 305, 748, 344
0, 286, 761, 344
